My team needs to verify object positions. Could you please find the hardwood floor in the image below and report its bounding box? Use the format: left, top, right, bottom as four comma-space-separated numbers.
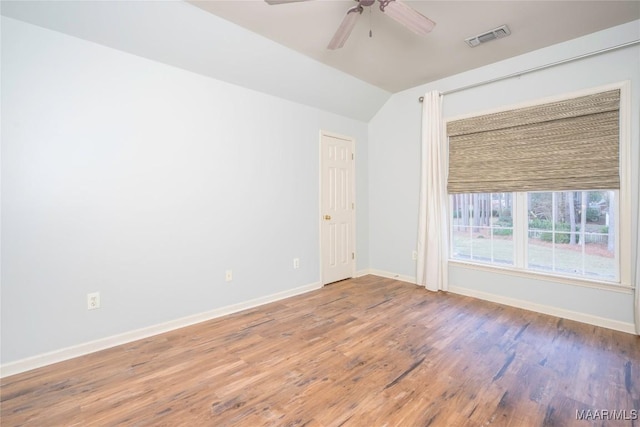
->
2, 275, 639, 426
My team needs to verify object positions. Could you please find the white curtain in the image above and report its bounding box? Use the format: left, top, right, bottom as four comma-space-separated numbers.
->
417, 91, 449, 292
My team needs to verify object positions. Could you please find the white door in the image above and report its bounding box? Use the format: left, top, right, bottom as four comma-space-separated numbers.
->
320, 132, 355, 285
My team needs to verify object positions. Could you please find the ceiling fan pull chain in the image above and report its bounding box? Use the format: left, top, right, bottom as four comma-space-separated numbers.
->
324, 0, 434, 50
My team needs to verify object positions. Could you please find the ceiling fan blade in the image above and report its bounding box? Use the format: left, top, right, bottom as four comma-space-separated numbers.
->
327, 5, 363, 50
264, 0, 311, 5
380, 0, 435, 36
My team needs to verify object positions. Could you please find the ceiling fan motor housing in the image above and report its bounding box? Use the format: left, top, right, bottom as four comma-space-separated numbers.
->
267, 0, 437, 50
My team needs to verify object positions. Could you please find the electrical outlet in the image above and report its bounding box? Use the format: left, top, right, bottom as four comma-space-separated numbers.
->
412, 251, 418, 260
87, 292, 100, 310
293, 258, 300, 269
225, 270, 233, 282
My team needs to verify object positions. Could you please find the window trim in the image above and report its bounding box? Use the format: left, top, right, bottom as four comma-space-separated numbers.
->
446, 81, 632, 289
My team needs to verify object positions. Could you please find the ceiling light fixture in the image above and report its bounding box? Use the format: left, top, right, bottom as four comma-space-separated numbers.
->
266, 0, 436, 50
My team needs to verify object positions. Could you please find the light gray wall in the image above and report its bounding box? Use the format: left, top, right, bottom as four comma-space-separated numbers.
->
369, 20, 639, 326
1, 17, 369, 363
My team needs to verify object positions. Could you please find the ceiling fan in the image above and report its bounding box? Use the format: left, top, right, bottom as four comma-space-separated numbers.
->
264, 0, 436, 50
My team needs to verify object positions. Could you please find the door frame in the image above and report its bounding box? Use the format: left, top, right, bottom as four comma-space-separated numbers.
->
319, 130, 356, 286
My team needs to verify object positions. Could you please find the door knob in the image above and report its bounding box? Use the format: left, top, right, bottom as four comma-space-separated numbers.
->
324, 215, 332, 220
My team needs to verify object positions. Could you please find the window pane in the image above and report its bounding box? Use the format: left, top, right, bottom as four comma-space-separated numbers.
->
527, 190, 617, 280
471, 227, 492, 263
451, 193, 513, 266
492, 228, 514, 265
527, 229, 553, 271
452, 226, 472, 261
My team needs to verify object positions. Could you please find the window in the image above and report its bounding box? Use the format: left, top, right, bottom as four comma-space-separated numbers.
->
446, 84, 629, 286
451, 193, 513, 266
527, 190, 617, 280
451, 190, 619, 282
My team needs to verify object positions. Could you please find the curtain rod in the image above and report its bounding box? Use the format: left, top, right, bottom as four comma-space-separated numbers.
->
418, 39, 640, 102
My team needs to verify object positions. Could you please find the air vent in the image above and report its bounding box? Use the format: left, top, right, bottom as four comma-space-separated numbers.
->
465, 25, 511, 47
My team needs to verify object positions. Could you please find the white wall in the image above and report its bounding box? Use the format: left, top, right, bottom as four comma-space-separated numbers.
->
369, 21, 640, 330
1, 17, 369, 365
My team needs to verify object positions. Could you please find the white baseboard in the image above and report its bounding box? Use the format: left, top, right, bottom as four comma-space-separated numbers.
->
355, 269, 371, 277
6, 275, 631, 377
449, 285, 637, 335
0, 281, 322, 378
362, 270, 635, 334
367, 269, 417, 285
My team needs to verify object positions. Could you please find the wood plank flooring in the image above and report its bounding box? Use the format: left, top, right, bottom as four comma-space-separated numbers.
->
2, 275, 639, 426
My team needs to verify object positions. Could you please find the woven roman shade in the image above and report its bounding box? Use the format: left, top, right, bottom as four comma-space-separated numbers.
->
447, 89, 620, 194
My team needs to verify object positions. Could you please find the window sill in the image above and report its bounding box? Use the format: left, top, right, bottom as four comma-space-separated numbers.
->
448, 259, 634, 294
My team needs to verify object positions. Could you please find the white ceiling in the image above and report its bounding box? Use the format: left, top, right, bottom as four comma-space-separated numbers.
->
190, 0, 640, 92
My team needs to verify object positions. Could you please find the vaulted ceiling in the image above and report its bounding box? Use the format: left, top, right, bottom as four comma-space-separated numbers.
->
190, 1, 640, 92
2, 1, 639, 121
